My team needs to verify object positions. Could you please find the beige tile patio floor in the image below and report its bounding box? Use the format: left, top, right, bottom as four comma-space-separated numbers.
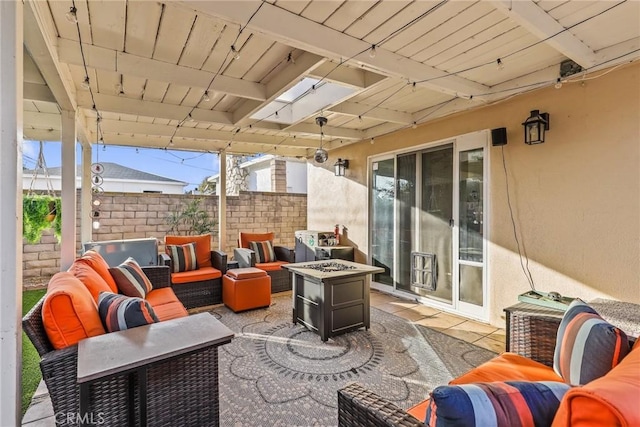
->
22, 289, 505, 426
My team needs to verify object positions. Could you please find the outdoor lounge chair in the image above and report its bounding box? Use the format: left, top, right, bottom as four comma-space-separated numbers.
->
163, 234, 227, 309
234, 232, 294, 293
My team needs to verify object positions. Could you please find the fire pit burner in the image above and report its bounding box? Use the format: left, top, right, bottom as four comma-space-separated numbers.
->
301, 262, 357, 273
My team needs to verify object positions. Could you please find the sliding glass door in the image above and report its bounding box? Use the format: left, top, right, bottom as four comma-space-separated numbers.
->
369, 132, 488, 320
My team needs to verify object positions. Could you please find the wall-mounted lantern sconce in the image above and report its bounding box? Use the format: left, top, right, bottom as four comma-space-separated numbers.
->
522, 110, 550, 145
334, 158, 349, 176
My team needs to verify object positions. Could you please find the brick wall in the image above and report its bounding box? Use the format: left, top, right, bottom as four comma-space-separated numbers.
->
22, 190, 307, 285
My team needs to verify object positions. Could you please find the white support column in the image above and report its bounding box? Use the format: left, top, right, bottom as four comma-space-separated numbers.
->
218, 151, 227, 252
80, 142, 92, 244
0, 1, 23, 424
60, 110, 77, 270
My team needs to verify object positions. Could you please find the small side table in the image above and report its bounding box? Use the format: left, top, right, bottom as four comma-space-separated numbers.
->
504, 302, 566, 367
77, 313, 233, 426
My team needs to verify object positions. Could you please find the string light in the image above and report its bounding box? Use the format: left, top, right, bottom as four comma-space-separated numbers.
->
358, 115, 363, 122
65, 6, 78, 23
369, 44, 377, 58
202, 90, 210, 102
370, 137, 375, 144
554, 77, 563, 89
310, 85, 316, 94
81, 76, 90, 90
412, 82, 417, 92
412, 121, 418, 129
287, 52, 295, 64
496, 58, 504, 70
188, 113, 194, 122
169, 138, 174, 147
231, 45, 240, 60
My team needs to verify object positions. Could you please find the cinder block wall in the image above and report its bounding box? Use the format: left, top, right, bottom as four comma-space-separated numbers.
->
22, 190, 307, 285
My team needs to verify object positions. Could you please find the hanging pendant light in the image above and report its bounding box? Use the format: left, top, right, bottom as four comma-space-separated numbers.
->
314, 116, 328, 163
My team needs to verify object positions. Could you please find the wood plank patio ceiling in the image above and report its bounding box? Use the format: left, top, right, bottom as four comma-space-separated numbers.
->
22, 0, 640, 157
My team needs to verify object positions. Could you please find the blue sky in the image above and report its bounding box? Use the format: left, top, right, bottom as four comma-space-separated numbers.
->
23, 140, 220, 192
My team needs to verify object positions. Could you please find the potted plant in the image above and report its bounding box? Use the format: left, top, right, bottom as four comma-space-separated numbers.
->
166, 198, 216, 236
23, 194, 61, 244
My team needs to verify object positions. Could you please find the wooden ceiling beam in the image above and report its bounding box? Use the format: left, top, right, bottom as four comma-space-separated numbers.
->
76, 92, 234, 125
327, 101, 413, 125
95, 133, 310, 158
98, 119, 319, 148
57, 38, 268, 101
24, 82, 56, 103
490, 0, 597, 68
183, 0, 489, 98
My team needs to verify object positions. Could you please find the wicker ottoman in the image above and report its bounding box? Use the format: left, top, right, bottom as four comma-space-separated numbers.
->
222, 268, 271, 312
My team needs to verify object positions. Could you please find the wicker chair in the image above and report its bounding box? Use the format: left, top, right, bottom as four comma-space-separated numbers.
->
234, 232, 294, 293
163, 234, 228, 309
22, 266, 225, 427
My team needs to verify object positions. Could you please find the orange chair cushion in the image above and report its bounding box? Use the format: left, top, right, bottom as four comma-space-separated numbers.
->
406, 398, 430, 422
67, 260, 113, 303
165, 234, 212, 268
239, 232, 275, 249
41, 272, 106, 350
255, 261, 289, 271
75, 250, 118, 293
450, 352, 564, 385
552, 345, 640, 427
226, 267, 267, 280
170, 266, 221, 284
144, 288, 189, 321
223, 273, 271, 312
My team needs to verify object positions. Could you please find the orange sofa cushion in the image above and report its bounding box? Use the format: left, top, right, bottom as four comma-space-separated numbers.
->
450, 352, 564, 385
42, 272, 106, 350
552, 345, 640, 427
256, 261, 289, 271
144, 288, 189, 321
170, 266, 222, 284
406, 399, 430, 422
165, 234, 212, 268
75, 250, 118, 293
67, 260, 113, 303
239, 232, 275, 248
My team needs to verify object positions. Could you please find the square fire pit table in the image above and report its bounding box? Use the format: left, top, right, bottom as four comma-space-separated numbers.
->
283, 260, 384, 341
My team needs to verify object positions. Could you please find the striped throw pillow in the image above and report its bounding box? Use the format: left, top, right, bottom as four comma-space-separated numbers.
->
97, 292, 158, 333
109, 257, 153, 298
249, 240, 276, 263
554, 299, 630, 386
165, 242, 198, 273
425, 381, 570, 427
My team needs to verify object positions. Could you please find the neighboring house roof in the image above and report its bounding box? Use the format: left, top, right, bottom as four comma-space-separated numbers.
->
25, 162, 187, 184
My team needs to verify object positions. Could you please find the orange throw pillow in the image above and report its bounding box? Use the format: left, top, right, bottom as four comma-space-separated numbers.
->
165, 234, 212, 268
68, 260, 113, 303
75, 250, 118, 293
41, 272, 106, 350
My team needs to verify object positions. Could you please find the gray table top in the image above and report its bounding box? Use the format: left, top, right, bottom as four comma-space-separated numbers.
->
77, 312, 234, 383
282, 259, 384, 280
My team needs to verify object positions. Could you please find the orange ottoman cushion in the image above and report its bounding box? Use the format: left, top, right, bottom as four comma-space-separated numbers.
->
223, 269, 270, 313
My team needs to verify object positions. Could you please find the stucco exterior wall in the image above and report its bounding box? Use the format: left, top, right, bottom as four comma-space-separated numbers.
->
308, 63, 640, 326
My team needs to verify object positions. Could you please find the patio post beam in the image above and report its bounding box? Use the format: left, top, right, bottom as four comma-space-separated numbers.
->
218, 150, 227, 252
0, 1, 23, 424
80, 142, 92, 245
60, 110, 77, 271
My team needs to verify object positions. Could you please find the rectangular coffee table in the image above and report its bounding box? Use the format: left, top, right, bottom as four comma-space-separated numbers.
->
283, 260, 384, 341
77, 313, 233, 426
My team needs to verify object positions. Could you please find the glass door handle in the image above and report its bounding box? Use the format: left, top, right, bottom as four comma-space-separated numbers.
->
449, 219, 454, 227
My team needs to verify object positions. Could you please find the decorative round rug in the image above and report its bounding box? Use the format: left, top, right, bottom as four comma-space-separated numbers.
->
210, 294, 496, 426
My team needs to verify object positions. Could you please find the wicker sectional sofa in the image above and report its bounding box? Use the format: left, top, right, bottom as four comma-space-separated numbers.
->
22, 250, 225, 426
338, 302, 640, 427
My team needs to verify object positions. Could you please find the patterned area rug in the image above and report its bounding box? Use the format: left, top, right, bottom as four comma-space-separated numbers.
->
210, 294, 496, 426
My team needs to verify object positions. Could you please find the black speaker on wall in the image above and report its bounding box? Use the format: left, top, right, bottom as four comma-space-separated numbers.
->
491, 127, 507, 146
